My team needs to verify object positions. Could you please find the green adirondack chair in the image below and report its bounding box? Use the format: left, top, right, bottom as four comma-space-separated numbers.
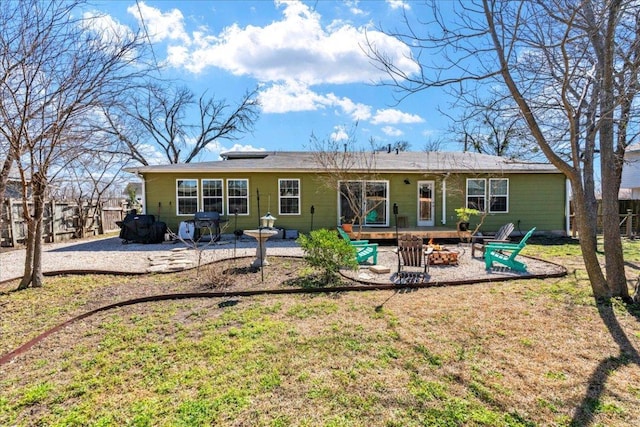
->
337, 226, 369, 245
485, 227, 536, 272
337, 227, 378, 264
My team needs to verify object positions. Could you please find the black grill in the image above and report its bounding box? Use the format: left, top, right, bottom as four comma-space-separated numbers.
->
192, 211, 225, 241
116, 212, 166, 244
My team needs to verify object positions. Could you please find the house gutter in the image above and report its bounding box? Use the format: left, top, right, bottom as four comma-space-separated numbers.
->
441, 173, 450, 225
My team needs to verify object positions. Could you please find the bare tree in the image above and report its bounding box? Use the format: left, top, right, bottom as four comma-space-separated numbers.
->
53, 148, 130, 238
309, 128, 385, 239
422, 136, 446, 152
104, 83, 260, 165
443, 92, 542, 159
375, 140, 411, 153
368, 0, 640, 301
0, 0, 148, 289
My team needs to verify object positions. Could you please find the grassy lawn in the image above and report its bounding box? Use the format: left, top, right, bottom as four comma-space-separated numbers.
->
1, 239, 640, 426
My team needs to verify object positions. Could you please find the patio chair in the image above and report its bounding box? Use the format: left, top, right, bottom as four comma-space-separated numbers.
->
471, 222, 515, 257
485, 227, 535, 272
396, 234, 428, 273
337, 227, 378, 264
337, 226, 370, 245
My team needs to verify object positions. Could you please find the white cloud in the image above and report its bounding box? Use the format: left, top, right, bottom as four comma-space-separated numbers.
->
344, 0, 367, 16
258, 81, 326, 113
129, 0, 418, 83
385, 0, 411, 11
331, 125, 350, 142
381, 126, 403, 137
371, 109, 424, 125
259, 81, 372, 120
127, 1, 190, 45
82, 11, 135, 45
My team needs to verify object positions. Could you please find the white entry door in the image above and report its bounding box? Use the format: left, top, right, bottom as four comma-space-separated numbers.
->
417, 181, 435, 226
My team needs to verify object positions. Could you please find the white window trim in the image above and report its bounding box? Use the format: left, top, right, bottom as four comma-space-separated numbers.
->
488, 178, 509, 213
226, 178, 250, 216
201, 179, 224, 213
176, 178, 199, 216
466, 178, 486, 212
337, 179, 390, 227
278, 178, 301, 215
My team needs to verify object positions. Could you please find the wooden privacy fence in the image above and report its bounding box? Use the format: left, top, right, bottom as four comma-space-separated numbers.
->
570, 209, 639, 238
0, 198, 126, 247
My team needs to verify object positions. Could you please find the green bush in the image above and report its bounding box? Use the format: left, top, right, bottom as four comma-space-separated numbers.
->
297, 229, 358, 285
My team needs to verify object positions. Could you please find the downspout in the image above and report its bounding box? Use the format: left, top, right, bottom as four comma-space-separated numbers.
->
137, 171, 147, 215
441, 173, 450, 225
565, 178, 571, 236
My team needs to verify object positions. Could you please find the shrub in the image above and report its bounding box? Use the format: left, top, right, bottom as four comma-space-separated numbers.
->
297, 229, 358, 285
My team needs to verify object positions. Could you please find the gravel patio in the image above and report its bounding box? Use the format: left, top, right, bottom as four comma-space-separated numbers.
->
0, 234, 566, 285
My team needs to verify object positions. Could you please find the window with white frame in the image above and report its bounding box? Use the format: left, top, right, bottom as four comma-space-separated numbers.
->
176, 179, 198, 215
279, 179, 300, 215
202, 179, 223, 213
466, 178, 486, 211
227, 179, 249, 215
489, 178, 509, 212
338, 180, 389, 226
466, 178, 509, 213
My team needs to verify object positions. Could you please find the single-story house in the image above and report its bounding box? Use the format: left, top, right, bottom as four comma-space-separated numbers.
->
124, 150, 569, 238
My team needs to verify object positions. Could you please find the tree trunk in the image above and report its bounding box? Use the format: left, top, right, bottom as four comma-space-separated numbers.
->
31, 195, 45, 287
17, 218, 34, 290
17, 173, 46, 289
572, 183, 609, 299
599, 0, 629, 299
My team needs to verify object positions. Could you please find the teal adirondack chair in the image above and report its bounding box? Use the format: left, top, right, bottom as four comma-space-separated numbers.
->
485, 227, 536, 272
337, 226, 369, 245
337, 227, 378, 264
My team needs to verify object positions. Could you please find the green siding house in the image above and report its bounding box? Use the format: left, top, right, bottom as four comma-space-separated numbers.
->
125, 150, 568, 236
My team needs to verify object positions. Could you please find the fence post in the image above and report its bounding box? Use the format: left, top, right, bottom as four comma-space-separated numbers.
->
627, 209, 633, 238
50, 199, 56, 243
9, 198, 18, 247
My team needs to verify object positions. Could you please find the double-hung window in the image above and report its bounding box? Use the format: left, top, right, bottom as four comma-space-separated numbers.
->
466, 179, 486, 212
466, 178, 509, 213
227, 179, 249, 215
279, 179, 300, 215
202, 179, 223, 213
176, 179, 198, 215
489, 178, 509, 212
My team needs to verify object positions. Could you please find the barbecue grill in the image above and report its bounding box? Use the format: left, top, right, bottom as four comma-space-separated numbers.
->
192, 211, 226, 241
116, 212, 166, 244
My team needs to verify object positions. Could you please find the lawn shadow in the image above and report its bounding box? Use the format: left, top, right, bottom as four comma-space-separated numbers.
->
570, 300, 640, 426
281, 272, 345, 289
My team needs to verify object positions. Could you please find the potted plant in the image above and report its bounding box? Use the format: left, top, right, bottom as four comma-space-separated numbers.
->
455, 207, 480, 231
340, 216, 354, 233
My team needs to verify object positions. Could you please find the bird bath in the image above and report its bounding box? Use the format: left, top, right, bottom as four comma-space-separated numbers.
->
243, 228, 279, 267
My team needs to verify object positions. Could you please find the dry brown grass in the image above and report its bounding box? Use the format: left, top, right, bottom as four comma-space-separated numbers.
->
1, 245, 640, 426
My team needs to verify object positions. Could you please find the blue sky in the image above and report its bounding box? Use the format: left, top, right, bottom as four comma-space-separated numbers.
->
91, 0, 456, 162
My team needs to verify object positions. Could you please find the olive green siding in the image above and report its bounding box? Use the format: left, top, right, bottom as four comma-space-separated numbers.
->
141, 171, 566, 235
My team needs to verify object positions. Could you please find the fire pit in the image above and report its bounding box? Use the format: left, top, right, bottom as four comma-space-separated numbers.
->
428, 248, 459, 266
425, 240, 459, 266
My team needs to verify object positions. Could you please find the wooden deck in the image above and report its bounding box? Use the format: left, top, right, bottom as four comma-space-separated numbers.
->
346, 226, 470, 241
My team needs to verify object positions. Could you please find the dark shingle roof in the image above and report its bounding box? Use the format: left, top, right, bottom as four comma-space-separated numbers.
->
125, 151, 560, 174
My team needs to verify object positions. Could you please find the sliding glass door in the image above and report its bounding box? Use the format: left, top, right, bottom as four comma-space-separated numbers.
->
339, 180, 389, 226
